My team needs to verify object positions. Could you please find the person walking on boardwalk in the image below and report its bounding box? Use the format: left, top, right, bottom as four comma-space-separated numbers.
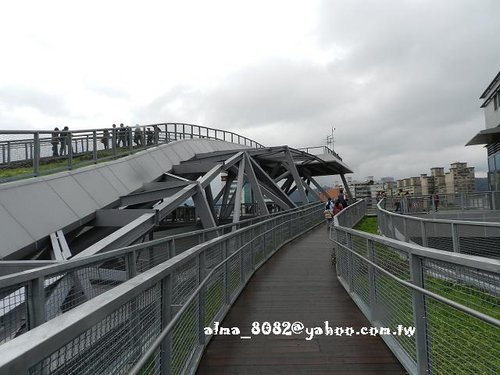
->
432, 192, 440, 211
324, 197, 334, 230
51, 127, 59, 157
333, 200, 343, 215
337, 188, 348, 207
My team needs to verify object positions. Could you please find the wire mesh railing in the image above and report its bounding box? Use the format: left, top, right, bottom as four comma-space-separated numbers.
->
330, 200, 500, 375
383, 192, 500, 213
378, 199, 500, 260
0, 123, 264, 183
0, 202, 319, 346
0, 203, 324, 374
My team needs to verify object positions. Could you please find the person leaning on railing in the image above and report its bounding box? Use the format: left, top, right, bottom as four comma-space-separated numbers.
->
59, 126, 69, 156
51, 127, 60, 157
101, 129, 110, 150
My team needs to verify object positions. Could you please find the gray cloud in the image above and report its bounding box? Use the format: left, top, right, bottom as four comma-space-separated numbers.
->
136, 0, 500, 180
0, 86, 68, 117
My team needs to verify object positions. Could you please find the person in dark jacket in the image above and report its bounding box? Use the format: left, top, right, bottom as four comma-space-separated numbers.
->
51, 127, 59, 157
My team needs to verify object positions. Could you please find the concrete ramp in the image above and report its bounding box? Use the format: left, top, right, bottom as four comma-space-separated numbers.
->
0, 139, 246, 260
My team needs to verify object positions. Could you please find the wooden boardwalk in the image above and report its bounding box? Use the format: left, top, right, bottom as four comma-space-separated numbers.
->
196, 224, 407, 375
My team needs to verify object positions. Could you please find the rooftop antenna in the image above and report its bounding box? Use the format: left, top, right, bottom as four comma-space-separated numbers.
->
326, 126, 336, 151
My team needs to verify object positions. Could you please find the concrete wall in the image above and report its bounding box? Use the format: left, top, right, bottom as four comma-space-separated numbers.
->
0, 139, 246, 259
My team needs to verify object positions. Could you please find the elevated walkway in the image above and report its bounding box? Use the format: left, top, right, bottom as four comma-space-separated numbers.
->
197, 225, 405, 374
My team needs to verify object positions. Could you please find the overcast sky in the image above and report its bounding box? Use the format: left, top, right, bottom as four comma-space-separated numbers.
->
1, 0, 499, 181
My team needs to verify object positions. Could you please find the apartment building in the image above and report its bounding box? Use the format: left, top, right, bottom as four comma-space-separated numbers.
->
445, 162, 475, 194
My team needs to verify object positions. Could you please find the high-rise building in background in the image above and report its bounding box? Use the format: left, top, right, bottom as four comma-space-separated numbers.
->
445, 162, 475, 194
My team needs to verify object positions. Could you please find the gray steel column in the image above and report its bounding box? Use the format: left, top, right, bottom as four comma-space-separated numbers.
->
232, 157, 246, 223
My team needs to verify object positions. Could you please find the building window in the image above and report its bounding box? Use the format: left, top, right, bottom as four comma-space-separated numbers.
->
489, 156, 495, 171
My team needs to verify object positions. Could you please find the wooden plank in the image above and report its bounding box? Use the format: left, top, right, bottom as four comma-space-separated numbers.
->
197, 225, 407, 374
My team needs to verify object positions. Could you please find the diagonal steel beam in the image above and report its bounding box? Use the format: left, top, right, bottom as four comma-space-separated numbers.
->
300, 178, 320, 200
282, 175, 294, 194
248, 157, 296, 208
301, 169, 329, 197
274, 170, 291, 183
243, 153, 269, 215
340, 174, 354, 203
284, 147, 309, 205
192, 184, 217, 229
259, 185, 291, 210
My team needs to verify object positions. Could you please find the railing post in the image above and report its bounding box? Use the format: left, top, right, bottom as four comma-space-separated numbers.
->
420, 220, 428, 247
409, 253, 430, 374
251, 228, 255, 270
170, 239, 177, 258
403, 217, 409, 242
367, 239, 378, 322
7, 141, 11, 166
161, 274, 172, 374
33, 132, 40, 176
240, 234, 245, 283
68, 132, 73, 169
92, 130, 98, 163
347, 233, 353, 293
223, 240, 230, 304
451, 222, 460, 253
112, 127, 117, 156
198, 252, 206, 345
388, 213, 394, 239
126, 250, 137, 278
27, 277, 46, 329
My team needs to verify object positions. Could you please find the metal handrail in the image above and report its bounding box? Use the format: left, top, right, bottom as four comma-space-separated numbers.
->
0, 123, 264, 182
330, 200, 500, 375
377, 198, 500, 259
0, 203, 324, 374
0, 202, 320, 347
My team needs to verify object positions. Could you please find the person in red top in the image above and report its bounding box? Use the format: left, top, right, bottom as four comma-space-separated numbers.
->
333, 201, 343, 215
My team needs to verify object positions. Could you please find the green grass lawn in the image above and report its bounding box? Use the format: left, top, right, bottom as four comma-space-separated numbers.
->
347, 216, 500, 374
353, 216, 378, 234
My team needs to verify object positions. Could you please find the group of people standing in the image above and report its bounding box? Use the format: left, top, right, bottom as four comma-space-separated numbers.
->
101, 124, 159, 150
324, 188, 349, 228
393, 190, 440, 213
50, 126, 71, 157
50, 124, 160, 157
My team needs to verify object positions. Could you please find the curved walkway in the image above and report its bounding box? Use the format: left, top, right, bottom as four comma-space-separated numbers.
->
196, 225, 406, 374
